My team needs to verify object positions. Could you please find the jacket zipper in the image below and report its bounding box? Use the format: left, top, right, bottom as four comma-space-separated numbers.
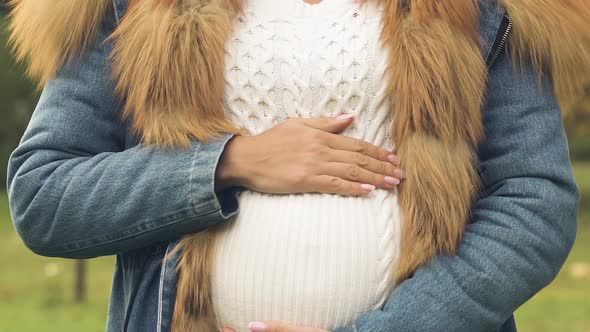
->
486, 14, 513, 69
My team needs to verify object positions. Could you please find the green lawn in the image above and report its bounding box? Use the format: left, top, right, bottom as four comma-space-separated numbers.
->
0, 195, 114, 332
514, 163, 590, 332
0, 166, 589, 332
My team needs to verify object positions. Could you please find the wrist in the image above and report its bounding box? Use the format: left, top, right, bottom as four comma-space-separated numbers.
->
215, 135, 251, 192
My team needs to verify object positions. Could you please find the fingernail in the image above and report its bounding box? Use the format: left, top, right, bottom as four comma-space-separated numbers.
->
248, 321, 268, 332
388, 154, 399, 165
361, 184, 376, 192
337, 113, 354, 120
395, 169, 406, 179
384, 176, 400, 185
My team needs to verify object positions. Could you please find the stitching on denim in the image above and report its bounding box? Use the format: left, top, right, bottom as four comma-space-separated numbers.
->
189, 143, 203, 212
157, 244, 171, 332
26, 208, 220, 254
112, 0, 120, 25
25, 206, 214, 248
211, 135, 235, 215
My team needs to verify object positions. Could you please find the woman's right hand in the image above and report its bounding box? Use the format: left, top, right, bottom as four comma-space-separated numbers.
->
215, 114, 405, 196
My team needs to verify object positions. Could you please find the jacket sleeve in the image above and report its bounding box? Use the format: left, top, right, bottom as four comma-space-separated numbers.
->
334, 26, 579, 332
6, 15, 241, 259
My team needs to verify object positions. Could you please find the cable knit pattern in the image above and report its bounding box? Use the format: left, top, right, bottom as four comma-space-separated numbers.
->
212, 1, 400, 330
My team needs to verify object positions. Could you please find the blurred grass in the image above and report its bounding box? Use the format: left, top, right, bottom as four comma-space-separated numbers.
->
514, 163, 590, 331
0, 194, 114, 332
0, 165, 589, 331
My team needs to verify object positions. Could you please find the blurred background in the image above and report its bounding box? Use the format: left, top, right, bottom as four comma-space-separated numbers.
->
0, 2, 589, 332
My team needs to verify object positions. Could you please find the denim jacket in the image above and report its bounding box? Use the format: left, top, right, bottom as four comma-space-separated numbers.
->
6, 0, 579, 331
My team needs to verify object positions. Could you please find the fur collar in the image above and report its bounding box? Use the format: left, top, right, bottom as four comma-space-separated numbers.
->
9, 1, 590, 329
9, 0, 590, 143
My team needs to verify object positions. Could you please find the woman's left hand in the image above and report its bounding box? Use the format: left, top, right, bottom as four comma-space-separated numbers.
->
222, 321, 328, 332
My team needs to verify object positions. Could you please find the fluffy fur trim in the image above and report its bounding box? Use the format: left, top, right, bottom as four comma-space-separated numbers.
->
110, 0, 242, 147
8, 0, 112, 86
395, 135, 481, 281
501, 0, 590, 101
9, 1, 590, 130
171, 230, 218, 332
378, 0, 485, 282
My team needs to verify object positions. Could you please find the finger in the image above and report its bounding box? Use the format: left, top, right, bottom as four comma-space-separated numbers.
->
222, 329, 237, 332
322, 162, 400, 189
328, 150, 405, 180
295, 114, 354, 133
388, 153, 401, 166
248, 321, 327, 332
325, 134, 393, 163
308, 175, 376, 196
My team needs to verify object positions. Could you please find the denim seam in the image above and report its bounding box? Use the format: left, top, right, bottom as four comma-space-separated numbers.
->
25, 207, 221, 254
157, 243, 172, 332
189, 142, 204, 212
189, 134, 238, 217
112, 0, 120, 25
211, 134, 238, 218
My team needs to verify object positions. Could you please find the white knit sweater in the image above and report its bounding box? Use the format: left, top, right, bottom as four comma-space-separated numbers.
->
212, 1, 400, 330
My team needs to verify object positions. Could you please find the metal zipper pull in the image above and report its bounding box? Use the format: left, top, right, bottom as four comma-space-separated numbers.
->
486, 14, 513, 69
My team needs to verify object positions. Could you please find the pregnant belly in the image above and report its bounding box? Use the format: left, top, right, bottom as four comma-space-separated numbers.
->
211, 190, 401, 331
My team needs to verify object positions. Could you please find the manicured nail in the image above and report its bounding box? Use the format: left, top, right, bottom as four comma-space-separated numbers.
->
387, 154, 400, 165
394, 169, 406, 179
248, 321, 268, 332
337, 113, 354, 120
361, 184, 376, 192
384, 176, 400, 185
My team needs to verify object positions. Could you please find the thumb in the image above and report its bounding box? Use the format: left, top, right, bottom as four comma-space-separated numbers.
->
299, 113, 354, 133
